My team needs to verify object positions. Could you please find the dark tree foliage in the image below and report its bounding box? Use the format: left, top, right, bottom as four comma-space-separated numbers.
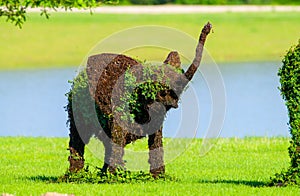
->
271, 40, 300, 186
128, 0, 174, 5
174, 0, 300, 4
0, 0, 116, 28
125, 0, 300, 5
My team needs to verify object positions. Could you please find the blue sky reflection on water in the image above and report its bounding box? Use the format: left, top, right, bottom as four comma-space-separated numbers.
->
0, 62, 289, 138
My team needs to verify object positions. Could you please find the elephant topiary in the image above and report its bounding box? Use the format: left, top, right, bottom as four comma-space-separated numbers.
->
66, 22, 212, 178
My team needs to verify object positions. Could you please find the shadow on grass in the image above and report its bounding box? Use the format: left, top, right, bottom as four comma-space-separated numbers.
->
199, 179, 268, 187
27, 175, 60, 183
26, 172, 176, 184
27, 176, 267, 187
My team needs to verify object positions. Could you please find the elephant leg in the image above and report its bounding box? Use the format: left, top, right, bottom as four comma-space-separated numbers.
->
68, 123, 85, 172
108, 124, 126, 173
148, 127, 165, 178
101, 138, 112, 173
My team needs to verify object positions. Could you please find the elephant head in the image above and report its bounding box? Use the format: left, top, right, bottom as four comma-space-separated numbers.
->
151, 22, 213, 111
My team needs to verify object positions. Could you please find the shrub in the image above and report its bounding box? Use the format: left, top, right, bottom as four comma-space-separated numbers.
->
59, 165, 175, 184
271, 40, 300, 186
177, 0, 300, 4
128, 0, 175, 5
122, 0, 300, 5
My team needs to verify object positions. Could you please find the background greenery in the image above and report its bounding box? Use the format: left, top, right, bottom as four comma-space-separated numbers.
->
119, 0, 300, 5
1, 137, 300, 195
2, 0, 299, 27
0, 12, 299, 70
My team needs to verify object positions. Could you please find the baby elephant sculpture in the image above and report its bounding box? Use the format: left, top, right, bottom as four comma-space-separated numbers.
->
67, 22, 212, 178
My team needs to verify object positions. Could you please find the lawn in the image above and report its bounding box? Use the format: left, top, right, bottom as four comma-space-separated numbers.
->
1, 137, 299, 195
0, 12, 299, 70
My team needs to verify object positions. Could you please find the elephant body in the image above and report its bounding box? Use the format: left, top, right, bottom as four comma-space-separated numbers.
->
67, 22, 212, 177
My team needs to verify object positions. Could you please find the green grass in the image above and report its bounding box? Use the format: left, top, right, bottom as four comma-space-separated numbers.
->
0, 12, 299, 70
1, 137, 299, 195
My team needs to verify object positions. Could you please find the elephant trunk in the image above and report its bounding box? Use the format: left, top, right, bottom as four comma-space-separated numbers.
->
184, 22, 212, 81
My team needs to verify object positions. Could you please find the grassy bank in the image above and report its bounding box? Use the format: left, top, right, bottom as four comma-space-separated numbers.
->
0, 12, 299, 70
0, 137, 299, 195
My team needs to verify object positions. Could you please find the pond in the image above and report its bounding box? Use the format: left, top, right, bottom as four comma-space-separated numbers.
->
0, 61, 289, 138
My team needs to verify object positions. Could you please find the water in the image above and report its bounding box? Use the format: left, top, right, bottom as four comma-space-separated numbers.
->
0, 62, 289, 138
218, 62, 288, 138
0, 68, 73, 137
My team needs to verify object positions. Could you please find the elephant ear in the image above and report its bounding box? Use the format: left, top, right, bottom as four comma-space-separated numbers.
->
163, 51, 182, 70
156, 51, 185, 110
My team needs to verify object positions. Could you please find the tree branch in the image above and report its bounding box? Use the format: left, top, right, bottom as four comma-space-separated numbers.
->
0, 0, 117, 28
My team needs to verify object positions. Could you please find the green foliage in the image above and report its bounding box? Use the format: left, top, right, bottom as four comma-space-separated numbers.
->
66, 70, 89, 105
0, 0, 116, 28
271, 40, 300, 186
66, 70, 110, 130
114, 62, 182, 122
115, 67, 139, 123
66, 70, 93, 125
59, 165, 174, 183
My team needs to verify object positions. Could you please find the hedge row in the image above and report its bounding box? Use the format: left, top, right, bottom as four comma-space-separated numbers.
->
118, 0, 300, 5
